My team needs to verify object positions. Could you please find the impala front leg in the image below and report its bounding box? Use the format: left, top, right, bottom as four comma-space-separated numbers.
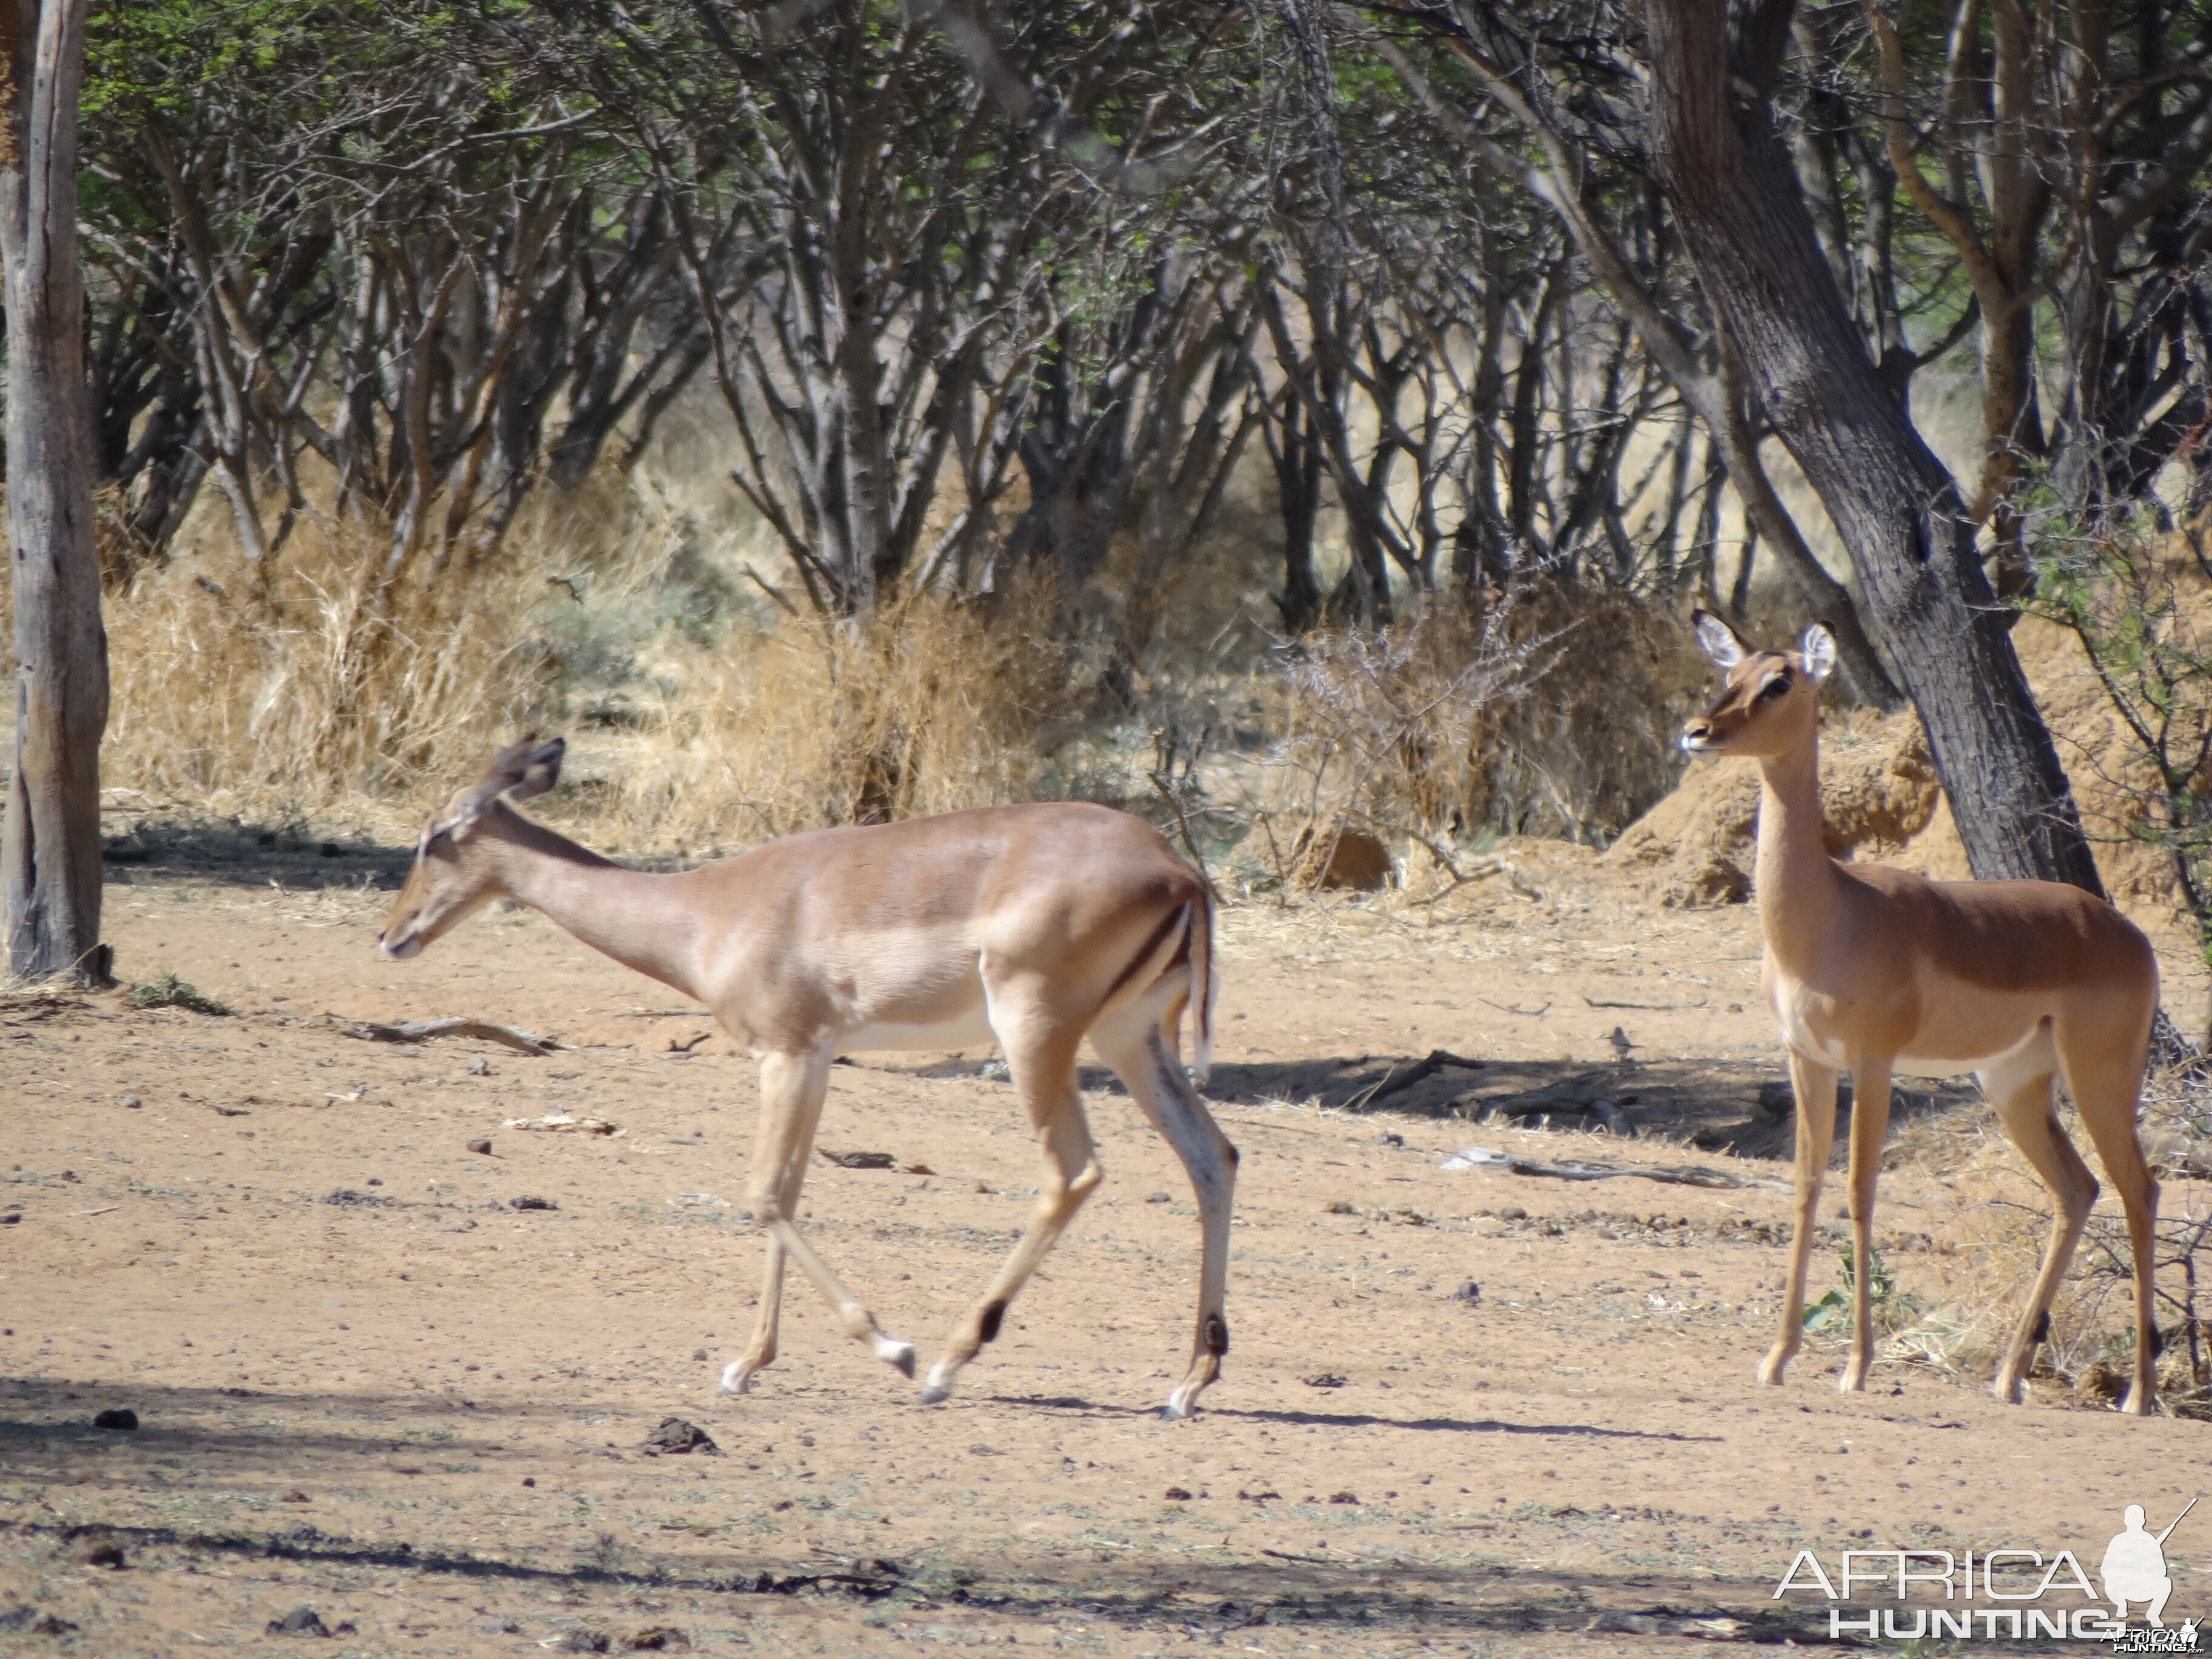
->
1839, 1053, 1893, 1393
724, 1045, 914, 1393
1762, 1050, 1838, 1387
720, 1231, 786, 1395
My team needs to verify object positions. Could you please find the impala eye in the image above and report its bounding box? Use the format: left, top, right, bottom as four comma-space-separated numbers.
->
1757, 674, 1791, 702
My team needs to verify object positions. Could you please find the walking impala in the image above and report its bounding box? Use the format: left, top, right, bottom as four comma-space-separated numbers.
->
377, 736, 1236, 1417
1684, 613, 2163, 1412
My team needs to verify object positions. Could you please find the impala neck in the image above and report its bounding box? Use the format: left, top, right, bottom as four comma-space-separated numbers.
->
484, 806, 704, 999
1753, 725, 1843, 965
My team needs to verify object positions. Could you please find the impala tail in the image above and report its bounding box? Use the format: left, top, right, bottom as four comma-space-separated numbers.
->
1188, 887, 1217, 1087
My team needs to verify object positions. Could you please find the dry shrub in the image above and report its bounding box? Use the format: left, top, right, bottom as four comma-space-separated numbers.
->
569, 580, 1097, 853
1262, 600, 1537, 866
1259, 584, 1700, 866
78, 458, 1101, 854
100, 518, 552, 833
1458, 584, 1711, 845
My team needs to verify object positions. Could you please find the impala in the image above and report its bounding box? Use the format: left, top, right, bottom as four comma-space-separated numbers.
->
1685, 612, 2162, 1412
377, 737, 1235, 1418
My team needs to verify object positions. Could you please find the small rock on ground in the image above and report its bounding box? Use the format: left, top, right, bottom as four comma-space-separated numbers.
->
266, 1604, 330, 1637
92, 1407, 139, 1430
642, 1416, 720, 1456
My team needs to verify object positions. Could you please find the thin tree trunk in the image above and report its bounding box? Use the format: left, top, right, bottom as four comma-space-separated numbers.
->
1643, 0, 2105, 894
1, 0, 109, 983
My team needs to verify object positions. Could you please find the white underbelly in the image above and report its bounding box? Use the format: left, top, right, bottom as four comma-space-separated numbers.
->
1896, 1020, 2055, 1081
837, 1002, 999, 1054
1783, 1022, 2054, 1081
1889, 1054, 1987, 1080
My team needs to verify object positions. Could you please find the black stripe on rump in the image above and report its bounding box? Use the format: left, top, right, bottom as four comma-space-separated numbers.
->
1098, 903, 1189, 1009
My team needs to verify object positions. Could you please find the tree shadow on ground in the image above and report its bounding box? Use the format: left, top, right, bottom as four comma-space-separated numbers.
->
985, 1392, 1723, 1441
0, 1506, 1792, 1645
103, 818, 416, 892
0, 1373, 1789, 1642
1084, 1053, 1981, 1164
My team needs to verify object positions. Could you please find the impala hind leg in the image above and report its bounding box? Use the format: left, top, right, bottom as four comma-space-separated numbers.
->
920, 1025, 1100, 1405
1839, 1054, 1894, 1393
723, 1045, 914, 1393
1984, 1038, 2097, 1406
2059, 1035, 2161, 1415
1091, 1010, 1238, 1419
1763, 1050, 1838, 1387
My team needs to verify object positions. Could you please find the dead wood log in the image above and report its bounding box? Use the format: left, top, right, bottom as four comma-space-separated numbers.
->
1362, 1048, 1487, 1105
337, 1016, 559, 1055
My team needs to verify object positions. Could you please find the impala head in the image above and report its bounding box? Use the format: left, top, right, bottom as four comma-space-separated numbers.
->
1680, 610, 1835, 759
378, 735, 565, 960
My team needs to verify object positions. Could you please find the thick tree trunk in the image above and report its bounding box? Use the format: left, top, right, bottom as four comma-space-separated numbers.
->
1, 0, 109, 984
1642, 0, 2104, 893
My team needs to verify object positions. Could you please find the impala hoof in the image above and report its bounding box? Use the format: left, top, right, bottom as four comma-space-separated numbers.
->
717, 1361, 756, 1396
1164, 1378, 1208, 1419
871, 1335, 917, 1379
919, 1362, 957, 1404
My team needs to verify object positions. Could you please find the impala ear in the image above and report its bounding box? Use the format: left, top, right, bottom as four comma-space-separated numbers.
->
1692, 608, 1751, 670
1800, 623, 1837, 686
508, 737, 565, 802
436, 732, 563, 836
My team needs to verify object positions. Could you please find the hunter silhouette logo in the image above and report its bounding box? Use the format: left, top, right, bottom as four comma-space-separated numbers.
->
2103, 1500, 2194, 1629
1774, 1495, 2201, 1645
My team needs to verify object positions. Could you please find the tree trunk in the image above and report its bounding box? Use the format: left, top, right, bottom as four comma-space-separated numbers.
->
1, 0, 109, 984
1642, 0, 2105, 894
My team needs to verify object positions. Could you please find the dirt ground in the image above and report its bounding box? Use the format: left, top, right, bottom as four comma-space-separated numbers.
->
4, 828, 2209, 1656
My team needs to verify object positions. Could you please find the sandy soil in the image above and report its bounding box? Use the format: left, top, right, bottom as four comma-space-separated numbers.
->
2, 830, 2208, 1655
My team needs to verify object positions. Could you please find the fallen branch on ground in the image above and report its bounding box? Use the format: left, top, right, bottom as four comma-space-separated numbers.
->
1361, 1048, 1487, 1105
1476, 997, 1549, 1017
337, 1017, 559, 1055
506, 1113, 619, 1135
1439, 1145, 1787, 1190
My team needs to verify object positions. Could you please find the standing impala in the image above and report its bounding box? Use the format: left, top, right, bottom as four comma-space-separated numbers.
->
377, 736, 1236, 1418
1684, 612, 2162, 1412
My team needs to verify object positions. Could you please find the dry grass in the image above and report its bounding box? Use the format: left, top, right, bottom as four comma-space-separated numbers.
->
563, 579, 1106, 854
102, 533, 550, 837
70, 478, 1115, 851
